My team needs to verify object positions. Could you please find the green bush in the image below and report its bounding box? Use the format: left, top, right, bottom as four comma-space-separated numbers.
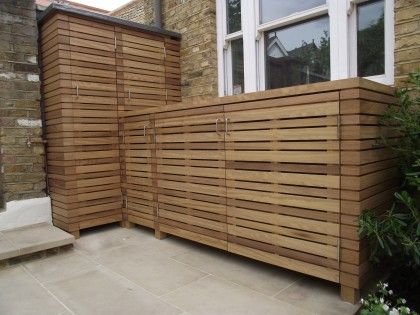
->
359, 71, 420, 310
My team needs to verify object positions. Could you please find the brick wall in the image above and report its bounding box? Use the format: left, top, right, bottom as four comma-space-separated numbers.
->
111, 0, 154, 25
111, 0, 218, 100
162, 0, 218, 99
394, 0, 420, 86
0, 0, 46, 203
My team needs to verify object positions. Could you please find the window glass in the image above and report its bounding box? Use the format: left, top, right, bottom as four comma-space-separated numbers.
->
265, 16, 330, 90
227, 0, 241, 33
231, 38, 244, 94
357, 0, 385, 77
260, 0, 326, 24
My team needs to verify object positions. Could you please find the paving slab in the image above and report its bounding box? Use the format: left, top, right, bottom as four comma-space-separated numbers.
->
1, 222, 74, 258
45, 266, 181, 315
97, 244, 208, 296
274, 276, 360, 315
0, 265, 67, 315
0, 233, 19, 260
23, 250, 98, 283
162, 275, 310, 315
172, 245, 302, 297
0, 225, 359, 314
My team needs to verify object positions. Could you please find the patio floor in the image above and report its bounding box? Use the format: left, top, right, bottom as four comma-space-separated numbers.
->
0, 224, 360, 315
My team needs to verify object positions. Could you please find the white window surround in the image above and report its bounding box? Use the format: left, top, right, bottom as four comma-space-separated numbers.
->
216, 0, 394, 96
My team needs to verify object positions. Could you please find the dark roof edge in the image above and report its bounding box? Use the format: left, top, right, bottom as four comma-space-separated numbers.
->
37, 3, 181, 39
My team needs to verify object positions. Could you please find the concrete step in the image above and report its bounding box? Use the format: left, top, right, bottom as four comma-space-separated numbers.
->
0, 222, 75, 261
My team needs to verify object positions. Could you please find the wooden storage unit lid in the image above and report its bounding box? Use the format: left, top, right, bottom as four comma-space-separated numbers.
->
37, 2, 181, 40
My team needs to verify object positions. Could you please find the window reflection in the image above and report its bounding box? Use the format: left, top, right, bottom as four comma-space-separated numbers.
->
265, 16, 330, 89
357, 0, 385, 77
260, 0, 326, 24
227, 0, 241, 33
231, 38, 244, 94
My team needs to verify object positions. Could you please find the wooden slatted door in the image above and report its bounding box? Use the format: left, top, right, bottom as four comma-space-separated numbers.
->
155, 105, 228, 249
119, 29, 167, 111
53, 16, 122, 233
123, 114, 157, 229
224, 93, 342, 283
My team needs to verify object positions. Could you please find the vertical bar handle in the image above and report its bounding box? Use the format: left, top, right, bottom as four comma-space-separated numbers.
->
337, 115, 341, 140
216, 118, 221, 135
76, 85, 79, 97
225, 118, 230, 135
337, 238, 341, 263
128, 90, 131, 100
143, 125, 147, 137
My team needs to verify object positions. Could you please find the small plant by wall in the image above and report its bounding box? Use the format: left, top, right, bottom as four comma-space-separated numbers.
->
360, 282, 416, 315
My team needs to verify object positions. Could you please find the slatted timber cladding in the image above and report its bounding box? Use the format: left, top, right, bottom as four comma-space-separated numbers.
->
122, 78, 396, 303
154, 106, 227, 250
339, 85, 398, 300
39, 9, 181, 237
116, 28, 181, 112
40, 8, 396, 302
115, 26, 181, 228
224, 92, 341, 283
122, 113, 157, 229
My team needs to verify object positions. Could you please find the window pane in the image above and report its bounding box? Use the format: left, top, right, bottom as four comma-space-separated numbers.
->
227, 0, 241, 33
260, 0, 326, 24
357, 0, 385, 77
265, 16, 330, 90
231, 38, 244, 94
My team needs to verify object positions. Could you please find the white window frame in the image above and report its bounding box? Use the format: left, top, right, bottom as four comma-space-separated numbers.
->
348, 0, 394, 85
255, 2, 331, 91
216, 0, 394, 96
216, 0, 244, 96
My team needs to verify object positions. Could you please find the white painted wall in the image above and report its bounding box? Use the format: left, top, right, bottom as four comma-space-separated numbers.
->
0, 197, 52, 231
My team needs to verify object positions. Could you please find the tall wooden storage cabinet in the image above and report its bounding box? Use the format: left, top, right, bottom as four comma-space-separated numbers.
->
39, 4, 181, 237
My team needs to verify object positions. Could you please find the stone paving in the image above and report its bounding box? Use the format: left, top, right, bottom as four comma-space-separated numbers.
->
0, 224, 360, 315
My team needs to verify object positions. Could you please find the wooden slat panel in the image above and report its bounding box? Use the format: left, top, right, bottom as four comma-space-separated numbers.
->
155, 105, 227, 245
123, 114, 156, 229
223, 94, 341, 271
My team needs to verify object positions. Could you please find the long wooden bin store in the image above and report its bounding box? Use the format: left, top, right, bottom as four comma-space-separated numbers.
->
38, 4, 181, 238
123, 78, 397, 303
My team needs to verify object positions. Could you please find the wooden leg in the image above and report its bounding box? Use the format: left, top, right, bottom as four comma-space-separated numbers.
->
70, 230, 80, 239
119, 221, 134, 229
154, 229, 167, 240
341, 285, 360, 304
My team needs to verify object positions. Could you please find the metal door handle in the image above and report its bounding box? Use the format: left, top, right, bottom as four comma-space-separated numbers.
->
225, 118, 230, 135
76, 85, 79, 97
216, 118, 222, 135
128, 90, 131, 100
143, 125, 147, 137
337, 115, 341, 140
